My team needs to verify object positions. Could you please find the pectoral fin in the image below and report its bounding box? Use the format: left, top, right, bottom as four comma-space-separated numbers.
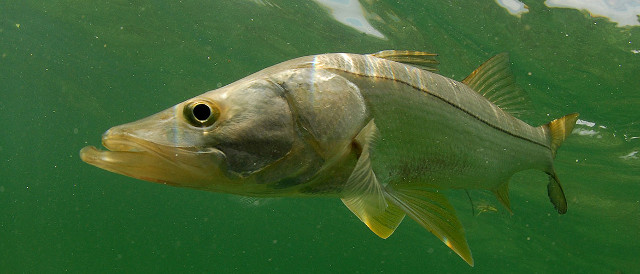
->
386, 188, 474, 266
341, 119, 406, 238
341, 119, 473, 266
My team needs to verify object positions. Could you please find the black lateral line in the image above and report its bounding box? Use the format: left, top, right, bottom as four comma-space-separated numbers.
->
327, 68, 549, 149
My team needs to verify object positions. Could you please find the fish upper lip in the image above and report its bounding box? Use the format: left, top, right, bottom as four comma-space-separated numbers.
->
102, 134, 152, 153
101, 133, 222, 156
99, 134, 194, 171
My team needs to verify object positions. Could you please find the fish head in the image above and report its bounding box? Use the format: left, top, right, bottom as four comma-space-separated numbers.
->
80, 78, 302, 194
81, 66, 370, 196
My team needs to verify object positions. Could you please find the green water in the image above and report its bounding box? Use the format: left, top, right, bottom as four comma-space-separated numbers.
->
2, 0, 638, 272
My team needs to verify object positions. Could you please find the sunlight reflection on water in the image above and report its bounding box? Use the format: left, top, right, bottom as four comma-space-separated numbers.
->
495, 0, 640, 26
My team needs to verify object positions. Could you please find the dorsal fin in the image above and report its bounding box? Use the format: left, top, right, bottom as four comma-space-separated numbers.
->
462, 53, 531, 117
371, 50, 439, 71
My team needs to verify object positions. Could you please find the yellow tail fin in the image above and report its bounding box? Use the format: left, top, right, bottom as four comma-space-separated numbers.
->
543, 113, 578, 214
547, 113, 579, 158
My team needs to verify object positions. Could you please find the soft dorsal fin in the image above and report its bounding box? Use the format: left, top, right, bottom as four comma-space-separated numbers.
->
341, 119, 406, 238
462, 53, 531, 117
371, 50, 439, 71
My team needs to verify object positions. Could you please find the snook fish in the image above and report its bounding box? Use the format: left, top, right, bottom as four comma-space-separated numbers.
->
80, 51, 578, 266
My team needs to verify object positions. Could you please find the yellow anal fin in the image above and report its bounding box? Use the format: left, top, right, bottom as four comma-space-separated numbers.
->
386, 188, 474, 266
462, 53, 531, 117
546, 113, 579, 158
342, 119, 406, 238
370, 50, 439, 71
493, 182, 513, 214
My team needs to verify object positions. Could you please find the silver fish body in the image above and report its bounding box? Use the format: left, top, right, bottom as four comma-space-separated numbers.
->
81, 51, 578, 266
275, 54, 552, 191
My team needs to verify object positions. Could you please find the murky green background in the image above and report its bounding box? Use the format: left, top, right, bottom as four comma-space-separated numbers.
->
2, 0, 638, 272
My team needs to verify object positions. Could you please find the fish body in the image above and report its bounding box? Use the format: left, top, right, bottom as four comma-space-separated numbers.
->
80, 51, 578, 266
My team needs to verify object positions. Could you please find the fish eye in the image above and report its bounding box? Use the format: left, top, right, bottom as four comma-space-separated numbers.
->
193, 103, 211, 120
184, 100, 220, 127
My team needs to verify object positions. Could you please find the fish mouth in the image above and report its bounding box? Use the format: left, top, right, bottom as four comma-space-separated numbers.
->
80, 133, 225, 188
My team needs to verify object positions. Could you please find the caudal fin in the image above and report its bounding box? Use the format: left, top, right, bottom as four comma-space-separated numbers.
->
547, 172, 567, 214
543, 113, 579, 214
547, 113, 579, 158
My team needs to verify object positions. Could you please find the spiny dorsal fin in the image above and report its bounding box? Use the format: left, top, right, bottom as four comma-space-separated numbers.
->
462, 53, 531, 117
341, 119, 406, 238
385, 188, 474, 266
371, 50, 439, 71
493, 182, 513, 214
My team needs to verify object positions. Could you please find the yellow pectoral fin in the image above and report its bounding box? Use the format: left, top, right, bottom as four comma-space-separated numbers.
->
342, 119, 472, 265
386, 188, 474, 267
342, 119, 406, 238
342, 119, 386, 214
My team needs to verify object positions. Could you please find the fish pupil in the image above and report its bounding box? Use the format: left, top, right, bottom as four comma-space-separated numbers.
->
193, 103, 211, 121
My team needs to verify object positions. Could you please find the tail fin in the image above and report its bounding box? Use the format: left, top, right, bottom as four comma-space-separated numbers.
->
547, 172, 567, 214
547, 113, 579, 158
544, 113, 578, 214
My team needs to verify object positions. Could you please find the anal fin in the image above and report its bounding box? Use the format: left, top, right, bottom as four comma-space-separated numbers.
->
386, 188, 474, 266
493, 182, 513, 214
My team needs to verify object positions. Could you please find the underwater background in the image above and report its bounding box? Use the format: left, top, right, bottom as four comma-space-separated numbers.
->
1, 0, 639, 272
